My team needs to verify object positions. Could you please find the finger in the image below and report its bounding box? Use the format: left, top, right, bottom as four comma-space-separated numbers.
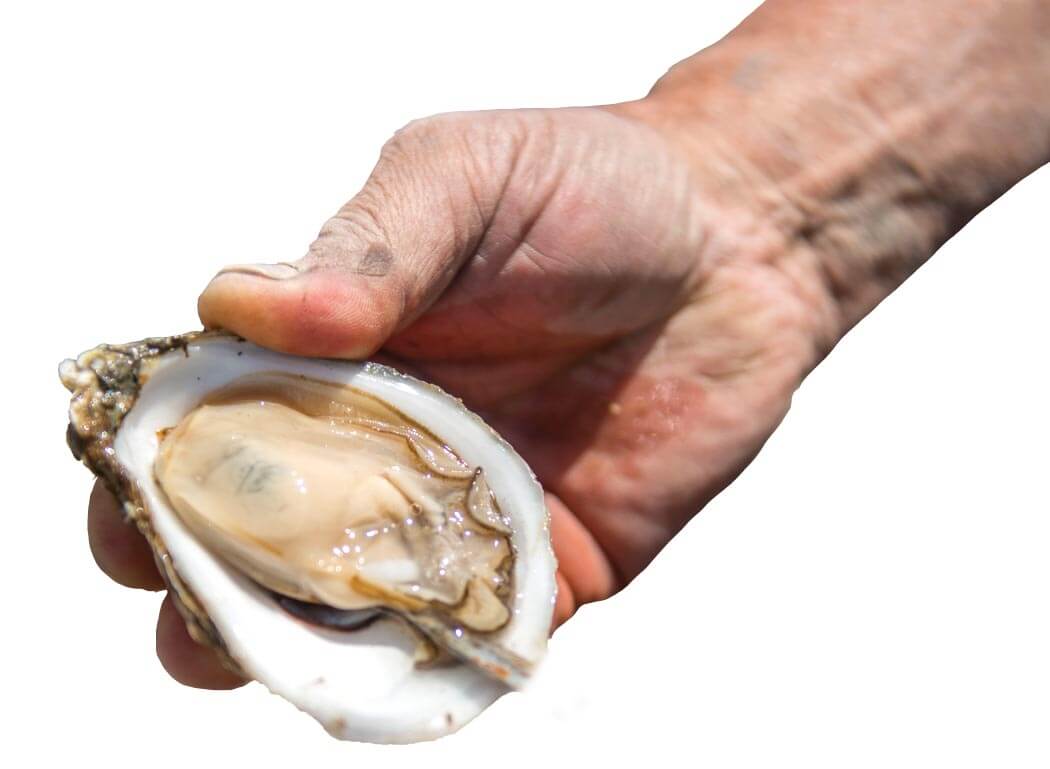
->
198, 114, 514, 359
156, 594, 247, 690
88, 479, 165, 591
552, 572, 575, 630
547, 492, 618, 609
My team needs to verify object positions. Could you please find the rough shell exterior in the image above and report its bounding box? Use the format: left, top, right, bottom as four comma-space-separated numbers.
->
61, 333, 239, 669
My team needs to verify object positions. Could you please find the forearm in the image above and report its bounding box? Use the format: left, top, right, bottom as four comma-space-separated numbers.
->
625, 0, 1050, 347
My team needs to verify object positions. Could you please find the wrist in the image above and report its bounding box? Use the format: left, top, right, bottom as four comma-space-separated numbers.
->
617, 0, 1050, 354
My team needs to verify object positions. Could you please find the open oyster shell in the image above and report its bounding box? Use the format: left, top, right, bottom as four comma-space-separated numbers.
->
60, 331, 556, 743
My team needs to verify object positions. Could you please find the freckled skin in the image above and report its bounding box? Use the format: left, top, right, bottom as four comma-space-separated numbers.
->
90, 0, 1050, 688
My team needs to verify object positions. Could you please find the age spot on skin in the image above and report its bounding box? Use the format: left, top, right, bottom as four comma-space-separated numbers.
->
354, 244, 393, 276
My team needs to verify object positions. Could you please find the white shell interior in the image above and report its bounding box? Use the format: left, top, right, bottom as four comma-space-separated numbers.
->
113, 337, 555, 743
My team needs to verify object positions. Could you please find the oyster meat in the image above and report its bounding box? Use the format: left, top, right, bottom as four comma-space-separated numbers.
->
60, 332, 556, 743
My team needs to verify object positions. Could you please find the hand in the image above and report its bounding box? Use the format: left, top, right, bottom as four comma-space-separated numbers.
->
87, 105, 830, 687
85, 0, 1050, 689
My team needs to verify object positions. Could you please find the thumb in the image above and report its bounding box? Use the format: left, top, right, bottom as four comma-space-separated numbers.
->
198, 115, 506, 358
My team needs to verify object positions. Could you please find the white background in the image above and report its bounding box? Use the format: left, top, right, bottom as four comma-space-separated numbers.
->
3, 1, 1049, 766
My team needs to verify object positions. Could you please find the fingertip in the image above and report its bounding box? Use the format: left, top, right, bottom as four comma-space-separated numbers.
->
156, 595, 248, 690
198, 269, 401, 359
546, 493, 619, 607
552, 571, 576, 631
197, 270, 292, 349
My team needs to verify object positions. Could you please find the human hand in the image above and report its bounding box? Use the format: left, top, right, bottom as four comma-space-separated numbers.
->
85, 0, 1050, 689
87, 103, 829, 686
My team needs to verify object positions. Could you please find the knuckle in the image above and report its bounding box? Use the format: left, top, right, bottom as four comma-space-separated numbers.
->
382, 111, 491, 172
381, 114, 450, 163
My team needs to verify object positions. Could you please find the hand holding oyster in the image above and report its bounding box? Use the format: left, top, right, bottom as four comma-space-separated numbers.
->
63, 105, 833, 747
61, 333, 556, 743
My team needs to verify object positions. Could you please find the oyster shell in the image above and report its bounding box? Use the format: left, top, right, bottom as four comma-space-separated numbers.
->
60, 331, 556, 743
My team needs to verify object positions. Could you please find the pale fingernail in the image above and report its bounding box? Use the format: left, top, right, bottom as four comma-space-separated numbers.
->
217, 262, 301, 280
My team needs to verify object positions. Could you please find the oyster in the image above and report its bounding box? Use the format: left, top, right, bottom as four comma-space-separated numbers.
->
60, 332, 556, 743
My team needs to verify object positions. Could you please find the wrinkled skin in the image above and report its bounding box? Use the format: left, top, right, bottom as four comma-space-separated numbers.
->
86, 0, 1050, 688
200, 107, 831, 599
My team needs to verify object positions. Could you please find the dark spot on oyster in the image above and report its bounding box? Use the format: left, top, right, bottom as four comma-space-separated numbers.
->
275, 595, 384, 631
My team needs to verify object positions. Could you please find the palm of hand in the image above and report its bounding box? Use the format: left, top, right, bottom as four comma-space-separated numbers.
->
205, 108, 822, 619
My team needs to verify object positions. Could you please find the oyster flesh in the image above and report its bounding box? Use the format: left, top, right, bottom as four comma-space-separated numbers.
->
60, 332, 556, 743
